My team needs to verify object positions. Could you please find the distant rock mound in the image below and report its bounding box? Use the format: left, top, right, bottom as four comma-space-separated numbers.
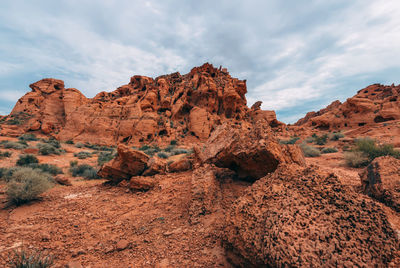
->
0, 63, 281, 144
295, 84, 400, 130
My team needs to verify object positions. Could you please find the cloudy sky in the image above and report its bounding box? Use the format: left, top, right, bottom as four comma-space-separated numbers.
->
1, 0, 400, 122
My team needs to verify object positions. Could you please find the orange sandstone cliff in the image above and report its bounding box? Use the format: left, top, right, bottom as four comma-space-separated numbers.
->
1, 63, 281, 145
295, 84, 400, 130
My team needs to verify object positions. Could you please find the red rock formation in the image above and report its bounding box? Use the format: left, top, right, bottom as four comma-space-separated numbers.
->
194, 120, 305, 181
98, 145, 149, 183
360, 156, 400, 211
1, 63, 281, 144
295, 84, 400, 130
224, 164, 399, 267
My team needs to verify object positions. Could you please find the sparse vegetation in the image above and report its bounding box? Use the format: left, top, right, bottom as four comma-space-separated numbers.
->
314, 134, 328, 145
6, 167, 53, 205
279, 137, 300, 145
8, 248, 53, 268
74, 151, 93, 159
18, 133, 38, 141
16, 154, 39, 166
139, 145, 161, 156
344, 151, 370, 168
70, 164, 99, 179
157, 152, 169, 159
75, 142, 84, 148
0, 140, 27, 150
345, 137, 400, 167
30, 164, 63, 176
321, 147, 338, 154
42, 138, 61, 148
70, 160, 78, 167
138, 143, 191, 158
170, 140, 178, 145
65, 140, 74, 144
37, 143, 62, 155
97, 151, 115, 166
4, 112, 32, 126
329, 132, 345, 141
0, 150, 12, 158
299, 143, 321, 157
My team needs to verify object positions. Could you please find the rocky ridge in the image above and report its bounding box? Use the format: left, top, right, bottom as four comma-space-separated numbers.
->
0, 63, 280, 146
295, 83, 400, 130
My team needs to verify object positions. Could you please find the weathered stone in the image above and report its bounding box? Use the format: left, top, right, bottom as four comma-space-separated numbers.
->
360, 156, 400, 211
224, 164, 399, 267
98, 145, 149, 183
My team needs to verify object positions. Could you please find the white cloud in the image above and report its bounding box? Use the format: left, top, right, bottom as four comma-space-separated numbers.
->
1, 0, 400, 122
0, 90, 25, 102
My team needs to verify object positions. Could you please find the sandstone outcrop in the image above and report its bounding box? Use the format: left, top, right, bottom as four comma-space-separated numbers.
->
194, 120, 305, 181
360, 156, 400, 211
295, 84, 400, 130
168, 157, 192, 173
98, 145, 149, 183
1, 63, 281, 145
142, 157, 167, 176
129, 176, 157, 191
223, 164, 399, 267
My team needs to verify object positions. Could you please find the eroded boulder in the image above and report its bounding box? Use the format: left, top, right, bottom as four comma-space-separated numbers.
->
98, 144, 149, 183
194, 121, 305, 181
360, 156, 400, 211
143, 157, 166, 176
224, 164, 399, 267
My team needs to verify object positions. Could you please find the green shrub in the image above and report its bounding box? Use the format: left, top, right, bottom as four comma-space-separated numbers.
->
6, 167, 53, 205
139, 145, 151, 151
157, 152, 169, 159
170, 148, 190, 156
321, 147, 338, 154
305, 137, 314, 143
37, 143, 61, 155
65, 140, 74, 144
75, 142, 84, 148
0, 167, 9, 181
0, 151, 12, 158
299, 143, 321, 157
170, 140, 178, 145
70, 160, 78, 167
97, 151, 115, 166
345, 137, 400, 166
314, 134, 328, 145
0, 140, 27, 150
279, 137, 300, 145
41, 138, 61, 148
344, 151, 370, 167
8, 248, 53, 268
16, 154, 39, 166
329, 132, 345, 141
18, 133, 38, 141
70, 164, 99, 179
140, 145, 161, 156
30, 163, 63, 175
74, 151, 92, 159
99, 146, 114, 152
163, 145, 175, 152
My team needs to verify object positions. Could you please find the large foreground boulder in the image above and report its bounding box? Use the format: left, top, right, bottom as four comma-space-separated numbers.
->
194, 121, 305, 181
360, 156, 400, 211
98, 144, 149, 183
224, 164, 399, 267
